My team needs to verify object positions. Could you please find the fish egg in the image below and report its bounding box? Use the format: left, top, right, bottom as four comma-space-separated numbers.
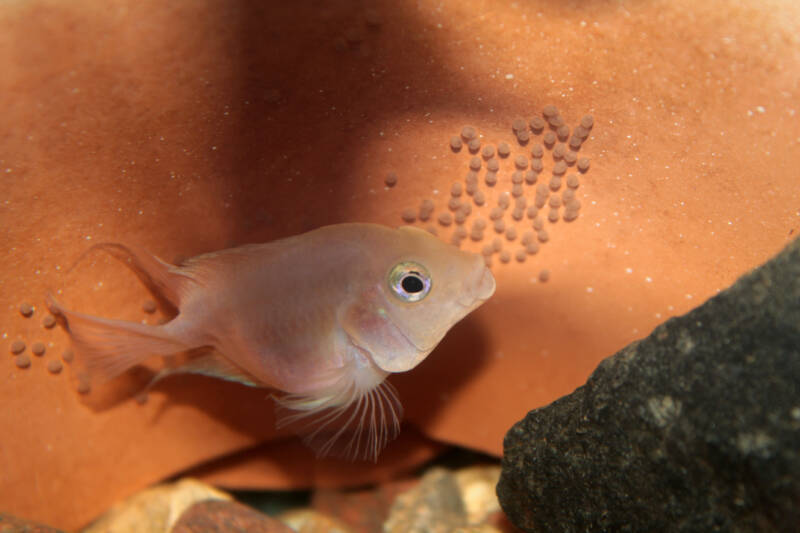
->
530, 144, 544, 158
473, 190, 486, 205
549, 176, 562, 191
515, 196, 527, 209
530, 159, 543, 173
573, 125, 590, 139
511, 184, 524, 198
385, 172, 398, 187
566, 199, 582, 211
552, 144, 566, 160
515, 129, 530, 145
511, 207, 524, 221
31, 342, 46, 356
548, 115, 565, 128
568, 135, 583, 150
454, 210, 467, 224
510, 171, 523, 185
473, 218, 487, 231
564, 150, 578, 165
557, 125, 570, 141
520, 231, 533, 245
426, 226, 439, 235
485, 172, 498, 186
498, 192, 510, 209
461, 126, 477, 140
419, 199, 435, 220
548, 208, 560, 223
450, 233, 463, 247
539, 269, 551, 282
10, 340, 25, 355
562, 188, 576, 202
448, 197, 461, 211
468, 138, 481, 152
482, 145, 495, 159
563, 209, 578, 222
451, 182, 463, 197
459, 202, 472, 217
481, 244, 494, 256
401, 208, 417, 223
549, 195, 562, 208
62, 349, 74, 363
484, 256, 492, 267
489, 207, 504, 220
76, 373, 91, 394
19, 303, 34, 317
566, 174, 580, 189
492, 237, 503, 252
505, 226, 518, 241
512, 117, 527, 132
469, 228, 484, 241
469, 156, 482, 171
466, 170, 479, 182
542, 105, 558, 118
552, 161, 567, 176
455, 226, 468, 239
577, 158, 591, 172
524, 170, 537, 185
497, 142, 511, 158
515, 250, 527, 263
580, 115, 594, 129
514, 155, 528, 170
526, 205, 538, 219
529, 116, 545, 133
532, 216, 544, 230
543, 131, 556, 147
15, 354, 31, 369
487, 158, 500, 172
465, 181, 478, 196
437, 212, 453, 226
526, 241, 540, 255
450, 136, 463, 152
537, 229, 550, 243
47, 359, 63, 374
499, 250, 511, 263
493, 219, 506, 233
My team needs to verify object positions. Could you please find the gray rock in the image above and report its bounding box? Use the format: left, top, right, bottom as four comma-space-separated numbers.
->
497, 236, 800, 533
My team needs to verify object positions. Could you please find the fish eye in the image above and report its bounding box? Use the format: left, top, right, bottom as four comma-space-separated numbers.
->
388, 262, 431, 302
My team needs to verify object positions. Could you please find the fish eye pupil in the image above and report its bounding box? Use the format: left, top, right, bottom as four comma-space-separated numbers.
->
401, 273, 425, 294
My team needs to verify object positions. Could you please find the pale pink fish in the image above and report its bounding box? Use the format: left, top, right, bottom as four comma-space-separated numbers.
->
48, 223, 496, 460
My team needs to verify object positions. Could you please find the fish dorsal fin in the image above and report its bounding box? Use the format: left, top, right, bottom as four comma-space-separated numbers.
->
273, 369, 402, 462
174, 351, 262, 387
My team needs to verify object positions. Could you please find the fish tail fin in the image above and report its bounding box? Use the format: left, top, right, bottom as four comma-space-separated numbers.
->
46, 293, 190, 383
68, 242, 194, 311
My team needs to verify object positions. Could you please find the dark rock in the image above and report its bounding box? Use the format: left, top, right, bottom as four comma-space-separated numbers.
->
172, 500, 294, 533
0, 513, 65, 532
498, 237, 800, 532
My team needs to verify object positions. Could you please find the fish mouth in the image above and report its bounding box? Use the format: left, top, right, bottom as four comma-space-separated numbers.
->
457, 265, 496, 307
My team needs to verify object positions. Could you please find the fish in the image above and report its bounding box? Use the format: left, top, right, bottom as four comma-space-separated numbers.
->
47, 223, 496, 461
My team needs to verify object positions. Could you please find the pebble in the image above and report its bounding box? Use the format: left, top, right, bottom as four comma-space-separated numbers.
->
451, 182, 463, 197
542, 105, 558, 118
537, 229, 550, 243
482, 145, 495, 160
580, 115, 594, 129
526, 241, 540, 255
526, 206, 539, 219
549, 176, 562, 191
515, 129, 530, 145
552, 144, 566, 161
530, 159, 543, 173
76, 372, 91, 394
548, 208, 560, 223
10, 340, 25, 355
556, 125, 570, 141
512, 117, 527, 132
525, 170, 538, 185
511, 184, 524, 198
505, 227, 518, 241
493, 219, 506, 233
419, 199, 435, 220
31, 342, 46, 356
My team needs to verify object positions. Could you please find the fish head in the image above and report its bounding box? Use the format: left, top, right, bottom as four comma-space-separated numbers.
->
341, 225, 495, 374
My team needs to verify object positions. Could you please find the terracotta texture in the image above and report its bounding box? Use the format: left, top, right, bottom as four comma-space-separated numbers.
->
1, 0, 799, 530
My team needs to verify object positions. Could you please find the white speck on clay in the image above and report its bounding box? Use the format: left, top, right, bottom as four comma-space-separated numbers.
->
401, 208, 417, 223
438, 212, 453, 226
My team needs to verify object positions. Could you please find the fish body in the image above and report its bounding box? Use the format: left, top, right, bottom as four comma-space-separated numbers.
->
48, 223, 496, 460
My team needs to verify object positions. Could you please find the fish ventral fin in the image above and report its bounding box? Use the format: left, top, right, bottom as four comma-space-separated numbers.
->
273, 371, 402, 462
170, 351, 262, 387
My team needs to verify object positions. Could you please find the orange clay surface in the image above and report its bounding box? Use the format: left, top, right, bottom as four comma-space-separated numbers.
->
2, 0, 799, 529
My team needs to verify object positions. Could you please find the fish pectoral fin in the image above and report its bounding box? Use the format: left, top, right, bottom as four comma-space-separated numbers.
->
273, 378, 403, 462
174, 352, 262, 387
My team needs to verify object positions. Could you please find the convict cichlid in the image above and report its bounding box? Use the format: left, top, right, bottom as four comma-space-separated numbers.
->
47, 223, 496, 461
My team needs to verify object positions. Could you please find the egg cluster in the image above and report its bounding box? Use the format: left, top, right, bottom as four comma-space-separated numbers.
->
397, 105, 592, 276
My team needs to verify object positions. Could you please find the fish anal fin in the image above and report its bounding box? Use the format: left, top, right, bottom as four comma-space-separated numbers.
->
174, 352, 262, 388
